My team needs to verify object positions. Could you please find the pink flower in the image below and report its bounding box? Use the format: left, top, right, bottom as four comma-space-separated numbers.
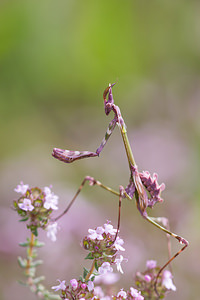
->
46, 222, 58, 242
88, 226, 104, 240
114, 237, 125, 251
146, 260, 157, 269
104, 223, 117, 235
98, 262, 113, 275
87, 280, 94, 291
14, 182, 29, 194
130, 287, 138, 297
144, 274, 151, 282
43, 186, 59, 210
94, 272, 120, 285
115, 255, 127, 274
70, 278, 78, 290
162, 270, 176, 291
117, 289, 127, 299
52, 279, 66, 291
18, 198, 34, 211
130, 287, 144, 300
94, 286, 104, 298
81, 283, 87, 289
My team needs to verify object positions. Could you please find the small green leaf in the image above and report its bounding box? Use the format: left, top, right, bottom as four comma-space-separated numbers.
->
90, 275, 95, 281
32, 276, 45, 284
93, 252, 101, 258
85, 252, 94, 260
31, 249, 38, 259
30, 227, 38, 236
13, 201, 18, 209
17, 280, 27, 286
34, 239, 45, 247
95, 261, 99, 271
25, 267, 36, 277
18, 210, 27, 217
19, 216, 29, 222
83, 267, 89, 279
19, 241, 30, 247
17, 256, 27, 268
30, 259, 43, 267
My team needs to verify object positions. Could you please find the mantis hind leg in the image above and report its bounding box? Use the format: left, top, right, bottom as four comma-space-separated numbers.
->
145, 215, 188, 297
150, 217, 172, 273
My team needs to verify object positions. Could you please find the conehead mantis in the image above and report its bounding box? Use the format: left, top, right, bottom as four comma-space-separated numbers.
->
52, 83, 188, 295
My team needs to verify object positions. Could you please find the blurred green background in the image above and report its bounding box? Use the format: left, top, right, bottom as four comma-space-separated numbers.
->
0, 0, 200, 299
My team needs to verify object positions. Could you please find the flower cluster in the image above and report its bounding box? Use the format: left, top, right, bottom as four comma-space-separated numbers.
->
83, 222, 127, 274
52, 279, 144, 300
52, 279, 145, 300
13, 182, 58, 238
134, 260, 176, 299
51, 222, 129, 300
52, 279, 96, 300
51, 260, 177, 300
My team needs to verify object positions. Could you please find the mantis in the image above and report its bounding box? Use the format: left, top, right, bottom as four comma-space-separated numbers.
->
52, 83, 188, 296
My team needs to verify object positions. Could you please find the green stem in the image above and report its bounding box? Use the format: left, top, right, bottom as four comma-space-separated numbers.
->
85, 260, 96, 281
26, 233, 35, 276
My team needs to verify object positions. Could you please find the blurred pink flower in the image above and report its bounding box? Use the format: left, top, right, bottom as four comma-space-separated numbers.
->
162, 270, 176, 291
46, 222, 58, 242
117, 289, 127, 298
104, 223, 117, 235
130, 287, 144, 299
52, 279, 66, 291
70, 278, 78, 290
43, 186, 59, 210
98, 262, 113, 275
114, 237, 125, 251
88, 226, 104, 240
18, 198, 34, 211
14, 182, 29, 194
115, 255, 127, 274
146, 260, 157, 269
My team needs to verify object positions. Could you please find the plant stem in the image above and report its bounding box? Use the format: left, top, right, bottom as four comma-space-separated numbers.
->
26, 232, 35, 275
85, 260, 96, 281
